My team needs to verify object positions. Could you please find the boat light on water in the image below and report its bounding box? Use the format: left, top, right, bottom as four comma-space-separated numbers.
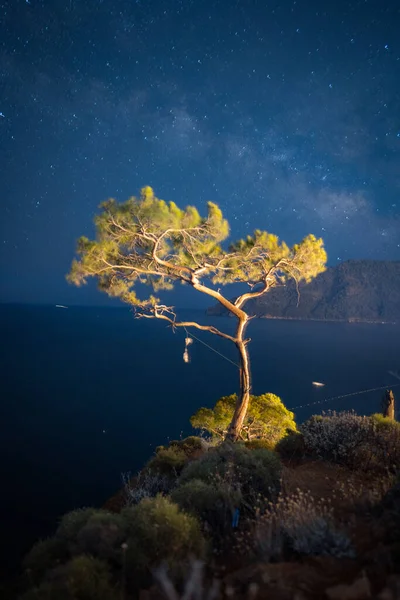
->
312, 381, 325, 387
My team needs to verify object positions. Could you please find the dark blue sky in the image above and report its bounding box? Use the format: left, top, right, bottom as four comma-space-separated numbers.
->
1, 0, 399, 307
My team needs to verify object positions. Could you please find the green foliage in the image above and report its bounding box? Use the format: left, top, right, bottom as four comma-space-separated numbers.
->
145, 445, 188, 477
191, 393, 296, 443
20, 556, 118, 600
171, 478, 242, 538
179, 443, 282, 511
56, 508, 98, 544
169, 436, 205, 455
121, 495, 206, 586
74, 512, 126, 564
370, 413, 400, 431
67, 186, 326, 314
211, 230, 326, 287
66, 187, 229, 307
275, 431, 305, 460
23, 537, 68, 582
245, 439, 276, 450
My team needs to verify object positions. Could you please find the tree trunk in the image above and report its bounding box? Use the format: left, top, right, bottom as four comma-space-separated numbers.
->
227, 317, 251, 441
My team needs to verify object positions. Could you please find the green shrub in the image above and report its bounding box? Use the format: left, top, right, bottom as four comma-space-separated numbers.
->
145, 446, 188, 477
369, 414, 400, 472
169, 436, 206, 456
275, 431, 305, 460
23, 537, 68, 581
370, 414, 400, 431
191, 393, 296, 443
179, 442, 281, 512
56, 508, 98, 543
245, 439, 275, 451
121, 495, 206, 587
20, 556, 118, 600
75, 511, 127, 564
171, 478, 242, 537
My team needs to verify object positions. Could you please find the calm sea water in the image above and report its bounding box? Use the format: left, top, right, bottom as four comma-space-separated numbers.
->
1, 304, 400, 575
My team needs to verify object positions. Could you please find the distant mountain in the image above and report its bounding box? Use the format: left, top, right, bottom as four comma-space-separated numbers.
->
206, 260, 400, 323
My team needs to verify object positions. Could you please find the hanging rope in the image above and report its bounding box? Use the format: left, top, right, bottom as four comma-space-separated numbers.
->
288, 382, 400, 411
179, 327, 400, 414
183, 328, 239, 368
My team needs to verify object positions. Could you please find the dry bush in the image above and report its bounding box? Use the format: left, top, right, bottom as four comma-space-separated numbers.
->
237, 489, 354, 562
122, 469, 172, 506
301, 411, 400, 475
300, 411, 374, 469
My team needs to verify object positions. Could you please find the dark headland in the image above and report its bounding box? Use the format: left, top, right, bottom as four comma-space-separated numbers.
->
206, 259, 400, 323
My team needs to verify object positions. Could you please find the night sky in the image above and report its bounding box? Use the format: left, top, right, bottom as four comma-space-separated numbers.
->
1, 0, 399, 307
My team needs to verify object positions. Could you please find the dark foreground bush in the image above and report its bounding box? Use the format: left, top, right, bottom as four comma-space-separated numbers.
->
179, 442, 282, 513
243, 490, 354, 562
171, 478, 242, 539
23, 537, 68, 582
145, 445, 188, 477
121, 495, 207, 588
75, 512, 126, 564
56, 508, 99, 545
275, 430, 305, 460
24, 509, 111, 582
20, 556, 118, 600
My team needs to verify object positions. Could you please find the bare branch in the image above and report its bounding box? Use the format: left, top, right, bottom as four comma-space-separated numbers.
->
137, 306, 237, 343
234, 259, 285, 309
191, 276, 246, 319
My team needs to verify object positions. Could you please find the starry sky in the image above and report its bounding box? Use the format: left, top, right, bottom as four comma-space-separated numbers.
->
1, 0, 399, 307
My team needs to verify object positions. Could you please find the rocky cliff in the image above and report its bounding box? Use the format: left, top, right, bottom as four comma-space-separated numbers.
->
206, 260, 400, 322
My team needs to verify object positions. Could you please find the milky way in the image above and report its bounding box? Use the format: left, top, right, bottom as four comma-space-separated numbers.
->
0, 0, 399, 305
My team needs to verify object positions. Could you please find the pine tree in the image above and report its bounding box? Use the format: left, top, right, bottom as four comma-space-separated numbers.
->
67, 186, 327, 440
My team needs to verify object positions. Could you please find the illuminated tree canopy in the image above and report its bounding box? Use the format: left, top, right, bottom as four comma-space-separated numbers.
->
68, 186, 327, 440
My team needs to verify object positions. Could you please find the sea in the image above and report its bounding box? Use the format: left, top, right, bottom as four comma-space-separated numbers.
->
1, 303, 400, 577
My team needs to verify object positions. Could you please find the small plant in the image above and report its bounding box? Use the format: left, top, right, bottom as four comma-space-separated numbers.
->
145, 445, 188, 477
335, 475, 394, 512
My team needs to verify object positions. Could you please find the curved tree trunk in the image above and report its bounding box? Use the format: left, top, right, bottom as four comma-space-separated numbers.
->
227, 316, 251, 441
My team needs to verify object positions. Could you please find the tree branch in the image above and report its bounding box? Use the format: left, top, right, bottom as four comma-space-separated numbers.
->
191, 276, 246, 320
137, 309, 237, 343
234, 260, 284, 309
